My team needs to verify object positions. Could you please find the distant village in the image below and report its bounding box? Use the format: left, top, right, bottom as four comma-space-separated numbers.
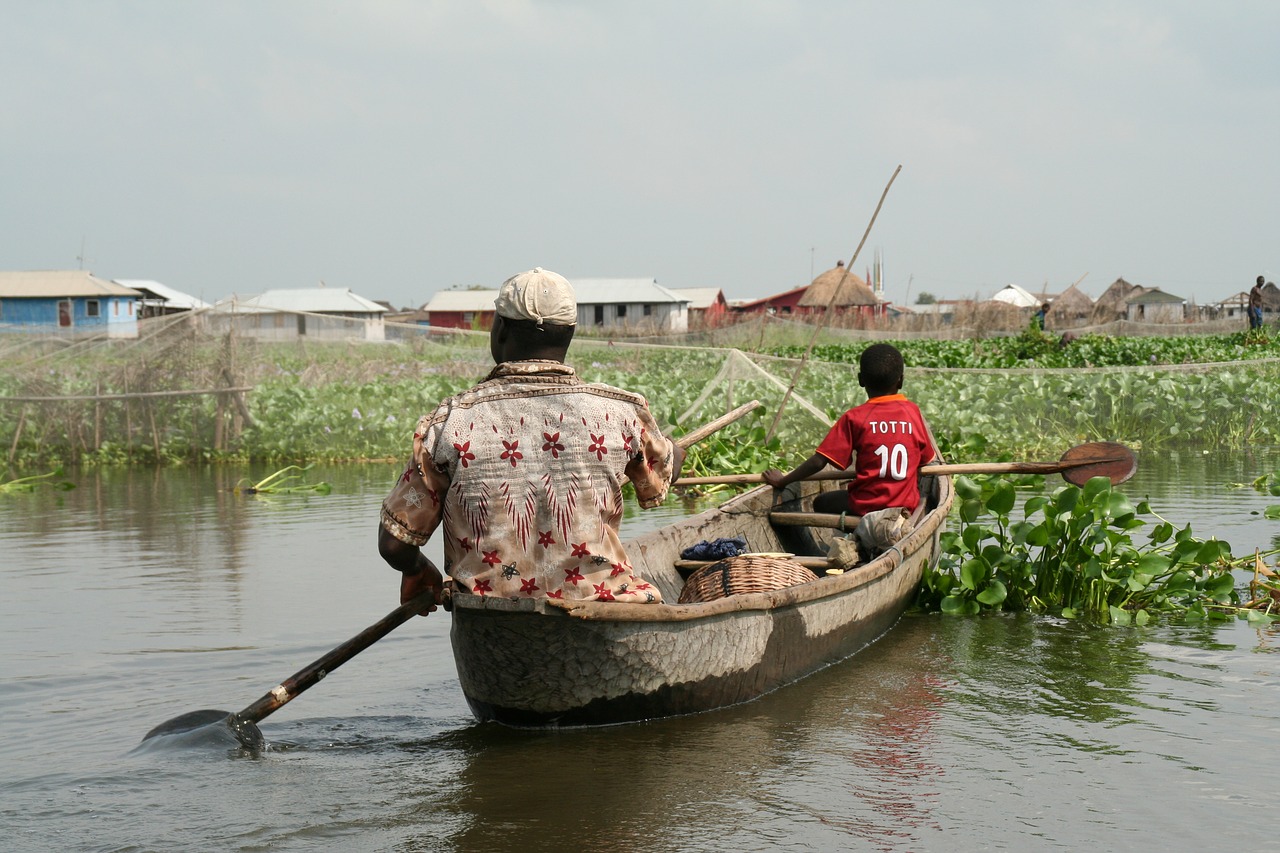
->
0, 264, 1274, 342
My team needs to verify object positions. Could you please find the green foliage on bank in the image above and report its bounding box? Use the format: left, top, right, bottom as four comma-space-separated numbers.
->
768, 328, 1280, 369
920, 474, 1279, 625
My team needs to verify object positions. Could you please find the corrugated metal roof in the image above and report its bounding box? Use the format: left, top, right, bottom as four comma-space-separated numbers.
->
1126, 287, 1185, 305
425, 289, 500, 312
570, 279, 688, 304
115, 279, 210, 310
0, 270, 141, 298
989, 283, 1040, 308
222, 288, 388, 314
668, 287, 723, 309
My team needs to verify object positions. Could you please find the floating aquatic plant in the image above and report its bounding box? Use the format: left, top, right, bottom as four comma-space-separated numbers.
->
233, 464, 332, 495
0, 469, 75, 494
919, 475, 1280, 625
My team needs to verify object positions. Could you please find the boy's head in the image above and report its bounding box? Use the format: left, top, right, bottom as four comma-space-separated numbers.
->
858, 343, 905, 397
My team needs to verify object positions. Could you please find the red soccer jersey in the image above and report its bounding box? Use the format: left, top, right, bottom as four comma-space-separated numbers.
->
815, 394, 936, 515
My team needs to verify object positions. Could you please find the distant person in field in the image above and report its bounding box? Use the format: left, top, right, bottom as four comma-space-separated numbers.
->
377, 267, 684, 612
762, 343, 939, 561
1249, 276, 1265, 330
1032, 302, 1050, 331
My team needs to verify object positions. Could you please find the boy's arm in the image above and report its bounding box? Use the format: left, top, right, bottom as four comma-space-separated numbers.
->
763, 452, 833, 489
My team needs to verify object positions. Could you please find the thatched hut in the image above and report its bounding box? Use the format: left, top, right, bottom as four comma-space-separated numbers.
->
795, 261, 882, 317
1092, 277, 1142, 323
1046, 283, 1094, 325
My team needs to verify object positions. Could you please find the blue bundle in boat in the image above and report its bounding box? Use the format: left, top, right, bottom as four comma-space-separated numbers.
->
679, 537, 748, 561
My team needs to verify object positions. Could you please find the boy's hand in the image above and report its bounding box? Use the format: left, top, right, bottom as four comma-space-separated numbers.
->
762, 468, 787, 489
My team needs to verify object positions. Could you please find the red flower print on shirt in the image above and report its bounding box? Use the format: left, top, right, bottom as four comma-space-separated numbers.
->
537, 530, 555, 547
520, 577, 540, 595
399, 465, 414, 483
501, 439, 522, 467
622, 434, 634, 453
588, 433, 608, 461
472, 579, 492, 596
593, 582, 615, 601
457, 536, 473, 553
547, 589, 564, 599
571, 542, 591, 557
610, 562, 628, 577
542, 432, 565, 458
633, 581, 652, 591
564, 566, 584, 585
454, 441, 476, 467
482, 549, 502, 566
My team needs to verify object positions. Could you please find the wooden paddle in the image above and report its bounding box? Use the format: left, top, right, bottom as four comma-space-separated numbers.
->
140, 590, 438, 749
140, 401, 764, 749
674, 440, 1138, 488
674, 400, 762, 449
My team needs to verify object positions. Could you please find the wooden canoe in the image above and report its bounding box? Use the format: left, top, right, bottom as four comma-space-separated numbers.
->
447, 474, 954, 727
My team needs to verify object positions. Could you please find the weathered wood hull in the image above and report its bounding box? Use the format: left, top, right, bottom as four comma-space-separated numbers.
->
448, 476, 953, 727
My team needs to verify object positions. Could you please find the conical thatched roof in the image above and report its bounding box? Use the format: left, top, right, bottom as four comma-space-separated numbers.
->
797, 263, 879, 307
1263, 281, 1280, 310
1090, 277, 1141, 322
1048, 283, 1094, 318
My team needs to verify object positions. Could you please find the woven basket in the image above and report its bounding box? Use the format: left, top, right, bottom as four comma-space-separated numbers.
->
678, 554, 820, 604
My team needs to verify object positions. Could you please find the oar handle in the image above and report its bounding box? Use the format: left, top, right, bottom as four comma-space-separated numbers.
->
675, 400, 762, 449
674, 454, 1131, 486
235, 590, 437, 725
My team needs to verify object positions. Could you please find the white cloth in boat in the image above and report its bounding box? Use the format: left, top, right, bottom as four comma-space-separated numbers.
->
380, 360, 675, 602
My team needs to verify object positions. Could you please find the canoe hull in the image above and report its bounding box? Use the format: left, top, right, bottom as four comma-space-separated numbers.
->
449, 477, 951, 727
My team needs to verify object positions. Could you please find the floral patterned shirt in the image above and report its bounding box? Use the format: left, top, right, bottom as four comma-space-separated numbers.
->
380, 360, 675, 602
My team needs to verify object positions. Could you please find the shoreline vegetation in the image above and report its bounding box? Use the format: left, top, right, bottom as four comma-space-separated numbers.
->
4, 320, 1279, 624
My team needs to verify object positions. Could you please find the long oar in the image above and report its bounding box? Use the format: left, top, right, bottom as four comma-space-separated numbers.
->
139, 590, 438, 750
674, 400, 762, 450
674, 440, 1138, 488
140, 401, 763, 750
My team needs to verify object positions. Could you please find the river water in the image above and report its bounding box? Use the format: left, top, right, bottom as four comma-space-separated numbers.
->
2, 452, 1279, 852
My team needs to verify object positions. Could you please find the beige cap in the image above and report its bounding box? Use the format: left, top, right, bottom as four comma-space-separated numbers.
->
494, 267, 578, 326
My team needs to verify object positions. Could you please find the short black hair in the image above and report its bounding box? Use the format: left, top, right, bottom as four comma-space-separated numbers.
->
500, 316, 575, 350
859, 343, 904, 390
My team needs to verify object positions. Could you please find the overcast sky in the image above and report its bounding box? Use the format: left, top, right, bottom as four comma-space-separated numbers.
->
4, 1, 1278, 309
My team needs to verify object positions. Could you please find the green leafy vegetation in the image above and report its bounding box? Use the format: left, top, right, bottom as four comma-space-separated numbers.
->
768, 329, 1280, 369
920, 475, 1277, 625
0, 469, 74, 494
233, 464, 332, 495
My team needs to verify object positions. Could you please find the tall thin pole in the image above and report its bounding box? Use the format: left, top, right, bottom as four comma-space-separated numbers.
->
766, 165, 903, 444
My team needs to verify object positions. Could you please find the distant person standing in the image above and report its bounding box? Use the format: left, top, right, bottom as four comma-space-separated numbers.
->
1249, 276, 1265, 330
1032, 302, 1050, 331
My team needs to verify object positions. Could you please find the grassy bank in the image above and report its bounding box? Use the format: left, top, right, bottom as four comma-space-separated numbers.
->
3, 323, 1279, 472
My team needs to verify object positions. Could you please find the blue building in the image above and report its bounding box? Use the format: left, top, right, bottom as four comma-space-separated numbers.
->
0, 271, 141, 338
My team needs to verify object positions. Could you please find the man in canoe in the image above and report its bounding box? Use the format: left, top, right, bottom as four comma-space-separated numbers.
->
762, 342, 938, 560
377, 267, 684, 610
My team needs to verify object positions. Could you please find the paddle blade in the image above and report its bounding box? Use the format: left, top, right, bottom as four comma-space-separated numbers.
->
139, 709, 265, 751
1059, 441, 1137, 487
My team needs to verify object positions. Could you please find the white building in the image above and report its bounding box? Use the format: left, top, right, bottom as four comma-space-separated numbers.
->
210, 287, 388, 341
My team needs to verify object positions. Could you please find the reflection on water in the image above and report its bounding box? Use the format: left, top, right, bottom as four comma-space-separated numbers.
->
2, 454, 1280, 851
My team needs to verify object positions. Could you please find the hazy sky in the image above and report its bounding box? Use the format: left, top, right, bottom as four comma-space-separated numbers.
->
4, 1, 1278, 309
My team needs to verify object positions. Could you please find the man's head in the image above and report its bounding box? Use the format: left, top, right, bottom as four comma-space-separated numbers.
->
858, 343, 905, 397
490, 267, 577, 363
1258, 276, 1266, 287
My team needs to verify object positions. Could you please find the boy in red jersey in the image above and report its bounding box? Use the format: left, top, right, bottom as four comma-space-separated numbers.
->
762, 343, 938, 560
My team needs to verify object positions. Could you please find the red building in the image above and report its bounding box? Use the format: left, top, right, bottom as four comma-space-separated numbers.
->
731, 285, 809, 316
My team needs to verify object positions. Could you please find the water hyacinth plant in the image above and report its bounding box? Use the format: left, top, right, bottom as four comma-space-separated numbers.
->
918, 475, 1276, 625
0, 469, 75, 494
233, 464, 332, 495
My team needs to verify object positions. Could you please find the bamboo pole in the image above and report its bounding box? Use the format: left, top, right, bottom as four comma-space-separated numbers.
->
8, 406, 26, 467
765, 164, 902, 444
0, 387, 253, 403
